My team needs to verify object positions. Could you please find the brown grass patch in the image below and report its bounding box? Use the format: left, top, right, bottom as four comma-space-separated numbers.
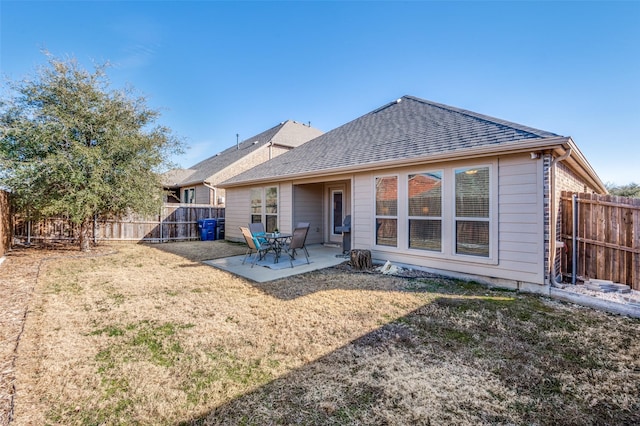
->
3, 241, 640, 425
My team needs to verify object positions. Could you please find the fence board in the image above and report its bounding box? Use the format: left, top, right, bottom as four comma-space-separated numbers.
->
0, 191, 10, 256
561, 191, 639, 290
12, 204, 224, 244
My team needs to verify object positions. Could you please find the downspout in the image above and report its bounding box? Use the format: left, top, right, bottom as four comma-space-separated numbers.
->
203, 182, 216, 207
549, 148, 572, 287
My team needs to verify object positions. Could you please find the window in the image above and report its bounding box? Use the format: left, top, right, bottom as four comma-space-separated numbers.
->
375, 176, 397, 247
455, 167, 490, 257
250, 188, 262, 224
183, 187, 195, 204
408, 171, 442, 251
265, 187, 278, 232
250, 186, 278, 232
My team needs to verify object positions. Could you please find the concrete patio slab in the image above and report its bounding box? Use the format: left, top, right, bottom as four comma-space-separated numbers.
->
203, 244, 346, 282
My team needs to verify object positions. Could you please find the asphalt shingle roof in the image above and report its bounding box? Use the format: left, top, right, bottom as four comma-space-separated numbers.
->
163, 120, 322, 187
222, 95, 561, 185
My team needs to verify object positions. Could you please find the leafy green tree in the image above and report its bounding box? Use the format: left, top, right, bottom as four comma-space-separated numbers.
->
0, 55, 183, 251
605, 182, 640, 198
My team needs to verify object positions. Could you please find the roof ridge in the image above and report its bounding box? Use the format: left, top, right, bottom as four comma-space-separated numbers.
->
402, 95, 559, 138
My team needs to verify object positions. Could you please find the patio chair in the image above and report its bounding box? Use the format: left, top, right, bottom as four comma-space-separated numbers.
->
248, 222, 268, 244
296, 222, 311, 257
282, 226, 310, 268
240, 226, 273, 268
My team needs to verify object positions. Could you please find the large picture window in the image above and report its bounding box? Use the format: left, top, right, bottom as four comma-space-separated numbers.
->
375, 176, 397, 247
455, 167, 490, 257
408, 171, 442, 251
250, 186, 278, 232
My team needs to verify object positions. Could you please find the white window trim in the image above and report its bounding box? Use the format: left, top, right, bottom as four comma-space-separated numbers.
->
250, 186, 279, 232
374, 174, 399, 248
183, 187, 195, 204
373, 162, 498, 265
407, 169, 444, 254
452, 164, 496, 262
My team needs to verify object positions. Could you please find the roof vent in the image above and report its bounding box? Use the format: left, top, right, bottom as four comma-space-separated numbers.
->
396, 98, 402, 104
253, 141, 259, 144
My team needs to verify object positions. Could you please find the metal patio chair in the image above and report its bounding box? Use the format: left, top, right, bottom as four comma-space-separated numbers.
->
282, 226, 310, 268
240, 226, 273, 268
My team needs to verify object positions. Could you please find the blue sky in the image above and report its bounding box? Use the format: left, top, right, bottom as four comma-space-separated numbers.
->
1, 1, 639, 185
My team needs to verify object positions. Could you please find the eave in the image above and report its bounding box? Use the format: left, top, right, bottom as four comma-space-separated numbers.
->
220, 136, 606, 193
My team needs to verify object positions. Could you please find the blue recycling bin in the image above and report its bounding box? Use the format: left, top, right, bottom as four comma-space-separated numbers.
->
197, 218, 217, 241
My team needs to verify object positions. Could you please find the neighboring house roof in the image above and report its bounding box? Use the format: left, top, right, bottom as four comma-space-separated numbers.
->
220, 95, 604, 192
163, 120, 323, 187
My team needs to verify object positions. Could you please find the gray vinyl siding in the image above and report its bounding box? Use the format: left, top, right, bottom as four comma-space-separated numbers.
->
293, 183, 324, 245
223, 187, 251, 242
195, 184, 211, 205
497, 155, 544, 282
278, 181, 293, 234
353, 174, 374, 249
356, 154, 545, 287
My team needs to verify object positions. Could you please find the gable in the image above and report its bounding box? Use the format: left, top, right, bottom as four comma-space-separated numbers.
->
221, 95, 561, 186
165, 120, 322, 187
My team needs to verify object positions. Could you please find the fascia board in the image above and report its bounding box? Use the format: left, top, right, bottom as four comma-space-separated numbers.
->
219, 137, 578, 188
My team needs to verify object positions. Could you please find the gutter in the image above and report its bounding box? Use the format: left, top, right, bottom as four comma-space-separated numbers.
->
220, 136, 574, 188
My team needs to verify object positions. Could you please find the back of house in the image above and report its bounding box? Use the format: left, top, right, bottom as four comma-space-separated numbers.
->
220, 96, 605, 293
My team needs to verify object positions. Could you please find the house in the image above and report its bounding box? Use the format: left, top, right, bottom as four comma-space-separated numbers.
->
163, 120, 323, 206
219, 96, 606, 293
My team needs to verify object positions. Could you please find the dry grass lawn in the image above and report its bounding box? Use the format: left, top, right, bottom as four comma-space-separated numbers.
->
2, 240, 639, 425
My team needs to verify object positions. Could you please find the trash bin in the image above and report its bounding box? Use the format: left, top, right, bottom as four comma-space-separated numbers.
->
215, 218, 225, 240
336, 215, 351, 254
198, 218, 216, 241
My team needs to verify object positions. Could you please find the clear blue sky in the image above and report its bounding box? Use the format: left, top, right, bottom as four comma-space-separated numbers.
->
2, 1, 638, 185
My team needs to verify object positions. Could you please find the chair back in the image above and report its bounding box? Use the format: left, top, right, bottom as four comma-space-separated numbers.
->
249, 222, 265, 235
288, 226, 308, 250
240, 226, 259, 250
296, 222, 310, 229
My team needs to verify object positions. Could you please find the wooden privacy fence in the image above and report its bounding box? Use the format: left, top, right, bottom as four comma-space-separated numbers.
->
0, 190, 10, 256
560, 191, 639, 290
12, 204, 224, 244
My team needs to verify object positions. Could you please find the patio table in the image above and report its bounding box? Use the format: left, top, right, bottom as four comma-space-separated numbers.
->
264, 232, 292, 263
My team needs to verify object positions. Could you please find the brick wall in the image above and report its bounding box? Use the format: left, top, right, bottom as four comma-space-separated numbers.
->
547, 157, 602, 282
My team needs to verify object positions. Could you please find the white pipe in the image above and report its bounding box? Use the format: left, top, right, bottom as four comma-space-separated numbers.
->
202, 182, 216, 206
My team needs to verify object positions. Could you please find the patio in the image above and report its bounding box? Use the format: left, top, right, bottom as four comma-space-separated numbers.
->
203, 243, 346, 282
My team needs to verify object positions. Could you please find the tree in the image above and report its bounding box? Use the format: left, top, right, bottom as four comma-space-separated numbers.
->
0, 54, 183, 251
605, 182, 640, 198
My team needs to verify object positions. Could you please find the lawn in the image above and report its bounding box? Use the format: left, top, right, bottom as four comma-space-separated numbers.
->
2, 241, 640, 425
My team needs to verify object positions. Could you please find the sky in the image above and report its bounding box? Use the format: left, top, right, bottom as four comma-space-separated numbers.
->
1, 1, 639, 185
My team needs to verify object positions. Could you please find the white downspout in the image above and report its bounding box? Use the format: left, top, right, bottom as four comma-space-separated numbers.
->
549, 148, 572, 287
203, 182, 216, 206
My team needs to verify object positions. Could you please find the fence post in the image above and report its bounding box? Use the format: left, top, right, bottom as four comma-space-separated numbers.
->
159, 206, 163, 242
572, 193, 577, 284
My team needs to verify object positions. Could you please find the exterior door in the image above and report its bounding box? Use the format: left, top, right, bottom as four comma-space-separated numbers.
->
329, 187, 344, 244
